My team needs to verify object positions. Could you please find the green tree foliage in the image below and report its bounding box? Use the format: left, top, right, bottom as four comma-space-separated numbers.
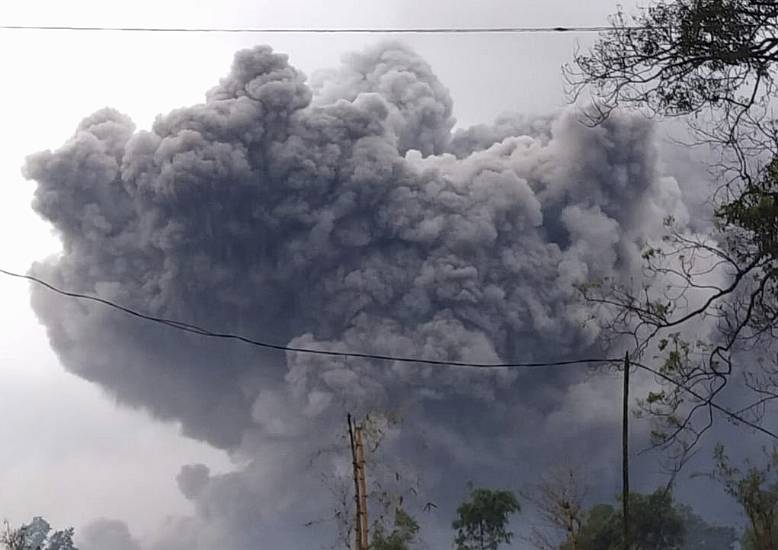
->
623, 490, 685, 549
564, 503, 620, 550
710, 444, 778, 550
537, 486, 736, 550
569, 490, 685, 550
371, 508, 419, 550
717, 157, 778, 265
1, 518, 77, 550
452, 488, 520, 550
678, 505, 737, 550
567, 0, 778, 465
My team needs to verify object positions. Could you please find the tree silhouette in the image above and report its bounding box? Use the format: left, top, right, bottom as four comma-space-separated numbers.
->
567, 0, 778, 466
452, 488, 520, 550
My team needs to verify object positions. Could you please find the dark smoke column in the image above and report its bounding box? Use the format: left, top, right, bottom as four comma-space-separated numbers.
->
23, 42, 693, 550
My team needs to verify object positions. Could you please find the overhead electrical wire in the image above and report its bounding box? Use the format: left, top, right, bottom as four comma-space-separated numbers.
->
2, 266, 777, 440
630, 360, 778, 441
0, 24, 643, 34
0, 268, 618, 369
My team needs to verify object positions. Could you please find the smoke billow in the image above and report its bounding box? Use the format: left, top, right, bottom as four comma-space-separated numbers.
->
25, 42, 694, 548
79, 519, 141, 550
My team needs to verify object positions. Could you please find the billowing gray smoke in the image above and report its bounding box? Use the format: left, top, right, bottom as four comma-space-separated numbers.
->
25, 42, 693, 549
79, 519, 141, 550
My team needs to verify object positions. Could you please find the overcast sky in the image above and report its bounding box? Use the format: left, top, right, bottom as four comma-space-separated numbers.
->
3, 2, 753, 549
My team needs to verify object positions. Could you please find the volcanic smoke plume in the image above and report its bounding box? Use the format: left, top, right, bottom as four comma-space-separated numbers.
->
25, 42, 692, 549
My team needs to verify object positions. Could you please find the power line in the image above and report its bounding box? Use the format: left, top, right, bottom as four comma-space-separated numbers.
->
0, 268, 617, 369
0, 24, 636, 34
2, 266, 776, 441
631, 360, 778, 441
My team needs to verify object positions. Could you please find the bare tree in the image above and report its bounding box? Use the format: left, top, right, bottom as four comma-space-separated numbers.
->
524, 466, 587, 550
306, 411, 424, 550
567, 0, 778, 168
567, 0, 778, 463
1, 522, 27, 550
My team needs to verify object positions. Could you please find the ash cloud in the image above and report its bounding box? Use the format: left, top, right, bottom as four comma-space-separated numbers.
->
25, 42, 696, 548
79, 519, 141, 550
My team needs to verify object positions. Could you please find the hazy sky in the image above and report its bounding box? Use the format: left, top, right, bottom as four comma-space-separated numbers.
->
4, 2, 738, 549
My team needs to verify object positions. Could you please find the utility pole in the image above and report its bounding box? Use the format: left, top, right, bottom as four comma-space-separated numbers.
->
347, 414, 369, 550
622, 352, 630, 550
355, 423, 369, 550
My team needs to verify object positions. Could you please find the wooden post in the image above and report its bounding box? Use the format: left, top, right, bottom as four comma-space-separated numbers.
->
355, 425, 369, 550
347, 414, 362, 550
347, 414, 369, 550
623, 352, 630, 550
